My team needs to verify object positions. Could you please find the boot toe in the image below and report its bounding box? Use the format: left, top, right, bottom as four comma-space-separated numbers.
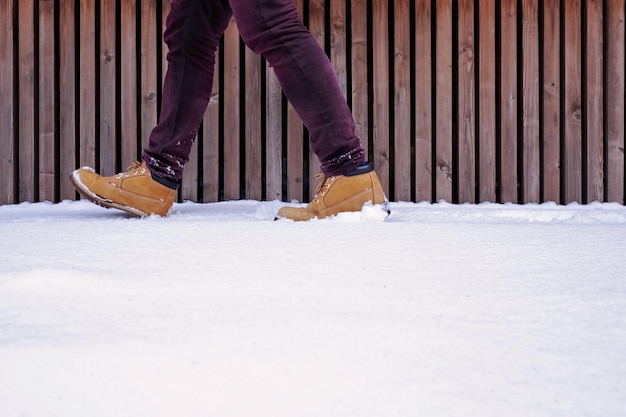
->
71, 167, 104, 198
276, 206, 316, 221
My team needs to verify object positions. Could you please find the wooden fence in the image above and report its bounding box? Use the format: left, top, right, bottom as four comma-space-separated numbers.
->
1, 0, 625, 206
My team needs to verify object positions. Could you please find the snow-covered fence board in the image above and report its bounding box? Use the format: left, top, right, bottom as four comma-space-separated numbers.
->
1, 0, 625, 206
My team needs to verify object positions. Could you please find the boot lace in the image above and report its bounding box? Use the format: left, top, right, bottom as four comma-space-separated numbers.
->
311, 173, 335, 203
116, 161, 145, 178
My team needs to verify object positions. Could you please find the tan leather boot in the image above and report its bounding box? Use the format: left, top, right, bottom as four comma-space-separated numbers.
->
276, 162, 389, 221
70, 161, 177, 217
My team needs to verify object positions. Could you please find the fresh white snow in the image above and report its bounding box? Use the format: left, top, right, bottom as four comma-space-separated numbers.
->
1, 199, 625, 417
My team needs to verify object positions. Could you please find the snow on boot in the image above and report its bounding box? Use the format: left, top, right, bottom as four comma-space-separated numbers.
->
276, 162, 389, 221
70, 161, 177, 217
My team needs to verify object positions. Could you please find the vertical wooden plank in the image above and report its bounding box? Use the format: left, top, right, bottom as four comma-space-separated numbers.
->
245, 48, 262, 201
330, 0, 347, 97
0, 0, 14, 204
38, 0, 56, 202
223, 19, 240, 200
286, 101, 304, 202
394, 0, 411, 201
585, 0, 604, 202
18, 0, 35, 202
457, 0, 475, 203
120, 0, 138, 164
265, 66, 283, 201
200, 42, 220, 202
478, 0, 497, 202
605, 0, 624, 203
141, 0, 158, 152
500, 0, 518, 203
286, 0, 305, 203
181, 137, 199, 203
309, 0, 325, 52
307, 0, 324, 199
522, 0, 540, 203
414, 0, 432, 203
563, 0, 582, 203
542, 0, 561, 203
181, 132, 199, 202
180, 134, 199, 202
161, 0, 170, 89
351, 0, 369, 159
372, 0, 390, 194
99, 0, 116, 176
58, 0, 77, 199
79, 0, 96, 169
245, 47, 262, 200
435, 0, 453, 201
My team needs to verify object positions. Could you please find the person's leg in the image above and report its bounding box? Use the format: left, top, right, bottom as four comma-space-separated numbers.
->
229, 0, 387, 220
70, 0, 233, 217
229, 0, 364, 176
143, 0, 233, 183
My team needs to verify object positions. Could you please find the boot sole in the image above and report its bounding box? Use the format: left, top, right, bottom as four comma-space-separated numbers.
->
69, 171, 145, 217
274, 200, 391, 221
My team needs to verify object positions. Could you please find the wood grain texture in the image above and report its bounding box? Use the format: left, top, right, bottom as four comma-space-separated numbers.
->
119, 0, 137, 165
265, 65, 283, 202
199, 40, 220, 203
99, 0, 117, 177
18, 0, 35, 202
141, 0, 158, 154
414, 0, 433, 202
521, 0, 540, 203
435, 0, 453, 201
0, 0, 14, 204
394, 0, 411, 201
223, 19, 241, 200
457, 0, 476, 203
499, 0, 519, 203
372, 0, 390, 194
605, 0, 625, 204
478, 0, 497, 202
563, 0, 583, 203
351, 0, 369, 159
58, 1, 78, 200
245, 48, 263, 201
542, 0, 561, 203
585, 0, 604, 202
38, 0, 56, 202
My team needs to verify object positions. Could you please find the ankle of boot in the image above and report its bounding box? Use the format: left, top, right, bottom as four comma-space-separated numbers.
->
345, 161, 374, 177
150, 172, 180, 190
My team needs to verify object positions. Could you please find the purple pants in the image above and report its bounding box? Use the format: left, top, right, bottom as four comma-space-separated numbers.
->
143, 0, 364, 182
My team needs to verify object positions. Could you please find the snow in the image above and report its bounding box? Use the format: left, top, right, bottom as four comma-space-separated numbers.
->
1, 199, 625, 417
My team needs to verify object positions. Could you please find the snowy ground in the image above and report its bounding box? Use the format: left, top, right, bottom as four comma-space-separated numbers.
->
1, 199, 625, 417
